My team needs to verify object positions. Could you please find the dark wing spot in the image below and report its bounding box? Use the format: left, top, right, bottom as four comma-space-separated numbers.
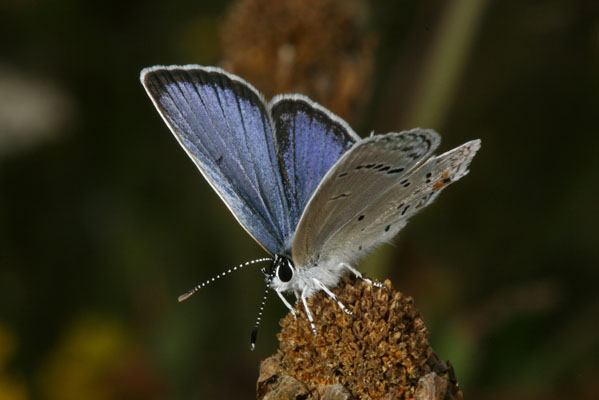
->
358, 215, 365, 221
330, 193, 350, 200
387, 167, 405, 174
355, 165, 363, 170
365, 164, 375, 169
418, 134, 431, 147
401, 205, 410, 216
379, 166, 390, 172
426, 172, 432, 178
337, 172, 348, 178
358, 245, 363, 251
385, 225, 391, 232
443, 177, 451, 184
396, 202, 405, 210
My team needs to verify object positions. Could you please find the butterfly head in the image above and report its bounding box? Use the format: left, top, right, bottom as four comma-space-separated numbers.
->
267, 254, 295, 289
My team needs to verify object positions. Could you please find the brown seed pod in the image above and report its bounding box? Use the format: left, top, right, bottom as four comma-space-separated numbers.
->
257, 276, 463, 399
221, 0, 377, 123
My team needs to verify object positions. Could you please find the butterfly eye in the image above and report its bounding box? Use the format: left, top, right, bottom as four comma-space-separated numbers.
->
277, 260, 294, 283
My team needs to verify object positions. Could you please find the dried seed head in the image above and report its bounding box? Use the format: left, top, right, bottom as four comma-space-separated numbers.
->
257, 276, 462, 399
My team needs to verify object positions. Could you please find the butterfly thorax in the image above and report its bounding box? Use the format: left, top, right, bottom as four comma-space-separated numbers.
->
268, 254, 348, 299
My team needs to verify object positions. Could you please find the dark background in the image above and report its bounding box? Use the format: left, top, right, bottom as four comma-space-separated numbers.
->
0, 0, 597, 399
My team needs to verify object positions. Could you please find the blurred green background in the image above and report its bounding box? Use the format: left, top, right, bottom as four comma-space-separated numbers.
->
0, 0, 597, 398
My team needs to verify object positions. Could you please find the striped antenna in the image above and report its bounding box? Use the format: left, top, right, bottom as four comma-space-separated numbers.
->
178, 257, 272, 302
250, 269, 273, 350
250, 284, 270, 351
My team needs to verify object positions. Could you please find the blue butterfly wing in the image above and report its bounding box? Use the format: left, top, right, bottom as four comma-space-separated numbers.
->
141, 66, 293, 254
270, 95, 360, 231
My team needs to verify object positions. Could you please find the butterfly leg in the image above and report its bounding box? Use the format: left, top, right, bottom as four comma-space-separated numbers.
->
313, 278, 353, 316
340, 263, 384, 288
301, 287, 318, 335
276, 288, 297, 320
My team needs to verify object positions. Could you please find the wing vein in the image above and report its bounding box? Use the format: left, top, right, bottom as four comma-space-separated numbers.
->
207, 75, 281, 241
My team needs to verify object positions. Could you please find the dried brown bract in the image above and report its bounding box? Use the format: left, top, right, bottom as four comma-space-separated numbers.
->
221, 0, 376, 122
257, 276, 462, 399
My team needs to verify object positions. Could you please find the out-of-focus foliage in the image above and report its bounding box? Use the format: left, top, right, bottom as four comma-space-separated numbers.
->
0, 0, 596, 399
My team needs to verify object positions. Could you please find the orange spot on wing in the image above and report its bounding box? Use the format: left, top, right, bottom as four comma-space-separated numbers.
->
433, 170, 450, 190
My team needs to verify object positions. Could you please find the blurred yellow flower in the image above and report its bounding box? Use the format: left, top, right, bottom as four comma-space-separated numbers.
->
37, 316, 129, 400
0, 323, 28, 400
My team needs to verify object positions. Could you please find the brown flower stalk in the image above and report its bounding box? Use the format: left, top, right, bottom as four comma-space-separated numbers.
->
257, 276, 462, 400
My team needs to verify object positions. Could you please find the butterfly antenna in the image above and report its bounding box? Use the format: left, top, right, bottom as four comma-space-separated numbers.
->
178, 257, 272, 302
250, 283, 270, 351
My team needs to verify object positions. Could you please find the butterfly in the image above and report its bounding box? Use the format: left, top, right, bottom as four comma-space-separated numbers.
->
140, 65, 481, 348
